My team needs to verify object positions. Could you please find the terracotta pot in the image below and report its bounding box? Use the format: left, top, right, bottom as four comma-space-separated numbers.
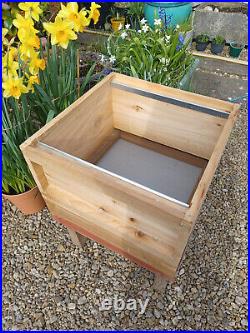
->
3, 186, 46, 215
111, 17, 125, 31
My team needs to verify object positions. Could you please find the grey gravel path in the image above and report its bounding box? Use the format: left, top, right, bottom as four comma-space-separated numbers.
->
2, 102, 247, 330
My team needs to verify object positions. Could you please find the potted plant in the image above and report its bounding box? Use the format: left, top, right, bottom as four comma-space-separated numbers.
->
2, 95, 46, 215
211, 35, 225, 54
195, 34, 210, 51
110, 8, 125, 31
106, 20, 195, 90
2, 2, 101, 214
229, 42, 244, 58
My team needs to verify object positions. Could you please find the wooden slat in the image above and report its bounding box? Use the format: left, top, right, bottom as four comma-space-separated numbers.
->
111, 73, 235, 113
23, 144, 188, 219
52, 212, 177, 281
20, 73, 116, 151
192, 51, 248, 66
45, 188, 186, 281
120, 131, 208, 169
87, 129, 120, 163
112, 87, 226, 159
185, 104, 240, 222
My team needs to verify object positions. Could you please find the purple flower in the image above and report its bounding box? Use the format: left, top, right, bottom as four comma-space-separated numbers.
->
102, 68, 112, 75
176, 33, 185, 51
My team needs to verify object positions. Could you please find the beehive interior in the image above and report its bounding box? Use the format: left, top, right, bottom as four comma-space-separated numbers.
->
40, 78, 229, 204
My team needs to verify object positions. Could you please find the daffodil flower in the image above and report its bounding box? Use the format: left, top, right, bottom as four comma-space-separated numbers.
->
88, 2, 101, 25
29, 52, 46, 75
13, 13, 38, 41
19, 30, 40, 58
2, 52, 19, 77
3, 76, 28, 99
2, 28, 8, 46
43, 17, 77, 49
58, 2, 90, 33
18, 2, 43, 22
27, 75, 39, 91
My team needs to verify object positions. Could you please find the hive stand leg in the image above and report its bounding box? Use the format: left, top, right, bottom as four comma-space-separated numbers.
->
152, 273, 168, 292
67, 228, 87, 248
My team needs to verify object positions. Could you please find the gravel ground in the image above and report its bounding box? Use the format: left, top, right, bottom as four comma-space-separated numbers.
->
2, 100, 248, 330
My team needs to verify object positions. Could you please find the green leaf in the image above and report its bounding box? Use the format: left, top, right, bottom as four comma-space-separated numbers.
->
46, 110, 55, 124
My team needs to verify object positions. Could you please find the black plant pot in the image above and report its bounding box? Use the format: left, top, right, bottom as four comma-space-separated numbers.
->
195, 41, 209, 52
211, 42, 224, 55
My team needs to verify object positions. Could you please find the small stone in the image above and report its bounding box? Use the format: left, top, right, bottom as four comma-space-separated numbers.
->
172, 317, 179, 325
107, 270, 114, 277
49, 315, 57, 324
57, 244, 65, 252
179, 268, 185, 275
204, 5, 213, 11
241, 319, 248, 326
78, 296, 87, 305
154, 309, 161, 319
68, 303, 76, 310
156, 302, 164, 310
68, 283, 75, 289
235, 296, 246, 305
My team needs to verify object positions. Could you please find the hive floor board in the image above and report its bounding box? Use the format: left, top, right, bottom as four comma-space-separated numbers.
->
96, 138, 205, 204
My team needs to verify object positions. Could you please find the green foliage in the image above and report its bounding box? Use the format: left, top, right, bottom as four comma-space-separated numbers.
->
212, 35, 225, 45
2, 96, 36, 194
179, 13, 193, 33
196, 34, 209, 43
127, 2, 144, 18
30, 42, 96, 125
110, 7, 121, 20
2, 2, 19, 40
106, 24, 194, 88
2, 42, 97, 194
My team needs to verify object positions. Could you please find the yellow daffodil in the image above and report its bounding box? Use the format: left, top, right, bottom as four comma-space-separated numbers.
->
3, 76, 28, 99
19, 30, 40, 58
2, 52, 19, 77
9, 47, 18, 61
13, 13, 36, 31
43, 17, 77, 49
89, 2, 101, 25
29, 52, 46, 74
79, 10, 91, 31
2, 28, 8, 45
18, 2, 43, 22
57, 2, 82, 32
27, 75, 39, 91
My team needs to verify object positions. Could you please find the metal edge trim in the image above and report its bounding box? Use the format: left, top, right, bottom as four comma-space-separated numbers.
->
111, 82, 230, 119
38, 141, 190, 208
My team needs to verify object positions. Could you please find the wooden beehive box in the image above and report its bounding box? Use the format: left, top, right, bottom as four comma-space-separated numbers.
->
21, 73, 239, 281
